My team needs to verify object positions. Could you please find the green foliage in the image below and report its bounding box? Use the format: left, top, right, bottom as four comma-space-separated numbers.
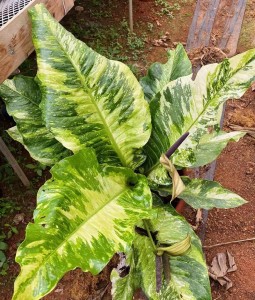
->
0, 198, 21, 218
147, 22, 154, 32
0, 223, 18, 276
29, 5, 151, 170
0, 76, 70, 165
142, 49, 255, 184
25, 163, 46, 177
0, 239, 8, 276
112, 204, 211, 300
155, 0, 180, 18
0, 163, 15, 183
13, 149, 152, 299
140, 43, 192, 102
0, 4, 254, 299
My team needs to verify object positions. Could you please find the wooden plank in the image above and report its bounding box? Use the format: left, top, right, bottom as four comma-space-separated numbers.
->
218, 0, 247, 56
128, 0, 133, 32
0, 0, 74, 84
0, 137, 30, 187
186, 0, 221, 50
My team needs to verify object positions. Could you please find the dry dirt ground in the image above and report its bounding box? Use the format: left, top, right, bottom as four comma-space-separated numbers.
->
0, 0, 255, 299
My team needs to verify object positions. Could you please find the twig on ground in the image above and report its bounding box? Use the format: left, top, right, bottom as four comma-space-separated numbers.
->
203, 237, 255, 249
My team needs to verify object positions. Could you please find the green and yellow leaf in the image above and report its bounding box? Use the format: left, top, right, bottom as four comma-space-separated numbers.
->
7, 126, 24, 144
0, 76, 70, 165
140, 44, 192, 102
186, 130, 245, 167
13, 148, 152, 300
180, 177, 247, 209
29, 4, 151, 169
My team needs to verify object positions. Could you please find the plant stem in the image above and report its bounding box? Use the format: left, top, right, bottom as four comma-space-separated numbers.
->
156, 255, 162, 292
143, 219, 157, 251
162, 252, 171, 284
145, 131, 190, 176
143, 219, 163, 292
165, 132, 189, 158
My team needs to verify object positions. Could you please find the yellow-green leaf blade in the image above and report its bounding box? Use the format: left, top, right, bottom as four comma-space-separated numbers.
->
13, 149, 152, 300
140, 44, 192, 102
30, 4, 151, 169
180, 177, 247, 209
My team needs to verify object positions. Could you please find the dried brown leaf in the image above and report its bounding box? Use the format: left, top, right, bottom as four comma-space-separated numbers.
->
208, 251, 237, 290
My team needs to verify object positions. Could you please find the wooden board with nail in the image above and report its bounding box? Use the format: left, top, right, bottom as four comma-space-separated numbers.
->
0, 0, 74, 84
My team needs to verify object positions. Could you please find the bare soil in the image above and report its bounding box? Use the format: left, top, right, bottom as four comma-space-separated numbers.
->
0, 0, 255, 299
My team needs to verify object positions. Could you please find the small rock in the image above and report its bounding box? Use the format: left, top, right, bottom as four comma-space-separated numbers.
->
75, 6, 84, 12
156, 20, 162, 26
54, 288, 63, 294
246, 167, 253, 175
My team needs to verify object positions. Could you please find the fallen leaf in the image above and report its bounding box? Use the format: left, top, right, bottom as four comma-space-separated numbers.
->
208, 251, 237, 290
226, 251, 237, 272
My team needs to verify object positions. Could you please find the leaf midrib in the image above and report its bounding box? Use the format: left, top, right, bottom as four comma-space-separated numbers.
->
44, 19, 128, 167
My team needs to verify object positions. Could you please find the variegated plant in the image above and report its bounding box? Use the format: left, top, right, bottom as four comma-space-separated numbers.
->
1, 4, 255, 300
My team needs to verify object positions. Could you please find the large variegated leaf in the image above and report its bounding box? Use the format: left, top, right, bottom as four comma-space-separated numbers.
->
13, 148, 152, 300
143, 49, 255, 176
140, 44, 192, 102
111, 204, 211, 300
180, 177, 247, 209
29, 4, 151, 169
0, 76, 70, 165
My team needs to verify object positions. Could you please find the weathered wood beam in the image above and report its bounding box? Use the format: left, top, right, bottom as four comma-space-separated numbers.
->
0, 0, 74, 84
